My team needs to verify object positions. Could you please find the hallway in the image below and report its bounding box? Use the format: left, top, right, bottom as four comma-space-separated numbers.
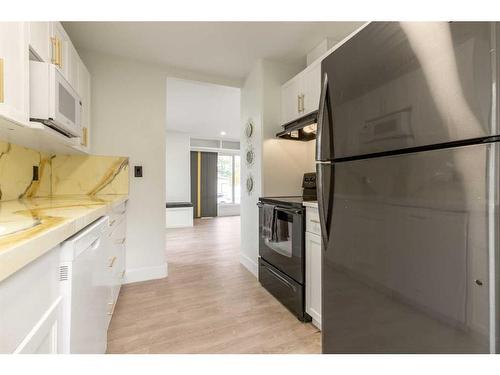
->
106, 216, 321, 353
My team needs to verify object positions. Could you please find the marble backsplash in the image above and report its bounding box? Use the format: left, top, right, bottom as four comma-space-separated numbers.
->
0, 140, 128, 201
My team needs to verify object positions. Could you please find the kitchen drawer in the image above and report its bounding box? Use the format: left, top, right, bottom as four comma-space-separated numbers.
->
108, 218, 126, 243
258, 258, 309, 321
306, 207, 321, 236
109, 202, 127, 227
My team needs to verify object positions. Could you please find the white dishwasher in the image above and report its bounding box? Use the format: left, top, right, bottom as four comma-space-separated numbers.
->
59, 216, 109, 354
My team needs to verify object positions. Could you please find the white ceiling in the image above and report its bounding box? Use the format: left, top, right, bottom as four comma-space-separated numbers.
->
166, 78, 241, 140
63, 22, 364, 84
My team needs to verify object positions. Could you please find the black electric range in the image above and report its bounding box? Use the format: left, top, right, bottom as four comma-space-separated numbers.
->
257, 173, 316, 322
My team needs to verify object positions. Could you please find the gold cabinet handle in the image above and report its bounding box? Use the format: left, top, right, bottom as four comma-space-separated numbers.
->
301, 94, 305, 112
115, 238, 126, 245
51, 37, 57, 64
0, 58, 4, 104
109, 256, 117, 268
297, 94, 300, 113
58, 38, 63, 68
81, 127, 88, 147
51, 37, 62, 68
311, 219, 320, 224
298, 94, 305, 112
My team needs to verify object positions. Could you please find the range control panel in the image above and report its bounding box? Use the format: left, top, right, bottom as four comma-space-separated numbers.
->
302, 172, 317, 189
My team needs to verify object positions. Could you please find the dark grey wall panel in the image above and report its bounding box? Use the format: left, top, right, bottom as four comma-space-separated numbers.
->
200, 152, 218, 217
190, 151, 199, 218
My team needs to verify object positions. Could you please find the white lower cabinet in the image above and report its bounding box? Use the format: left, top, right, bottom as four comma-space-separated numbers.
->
305, 206, 322, 330
0, 245, 63, 354
105, 202, 127, 328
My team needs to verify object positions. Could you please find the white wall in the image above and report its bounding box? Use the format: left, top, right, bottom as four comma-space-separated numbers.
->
166, 130, 191, 203
239, 59, 314, 277
81, 51, 240, 284
261, 60, 314, 197
82, 51, 168, 283
240, 61, 264, 276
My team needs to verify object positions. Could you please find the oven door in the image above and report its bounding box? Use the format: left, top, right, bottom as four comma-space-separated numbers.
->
258, 204, 305, 284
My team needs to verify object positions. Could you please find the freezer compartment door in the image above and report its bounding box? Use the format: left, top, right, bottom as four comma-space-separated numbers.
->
322, 142, 499, 353
322, 22, 496, 160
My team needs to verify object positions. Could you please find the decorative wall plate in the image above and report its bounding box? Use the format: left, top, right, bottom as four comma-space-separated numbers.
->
245, 148, 255, 166
245, 120, 254, 139
246, 176, 254, 194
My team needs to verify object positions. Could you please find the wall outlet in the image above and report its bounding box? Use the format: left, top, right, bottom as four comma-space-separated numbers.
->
32, 165, 39, 181
134, 165, 143, 178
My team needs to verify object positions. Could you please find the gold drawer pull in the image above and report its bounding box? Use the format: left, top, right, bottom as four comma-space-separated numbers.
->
108, 256, 117, 268
310, 219, 320, 224
115, 238, 126, 245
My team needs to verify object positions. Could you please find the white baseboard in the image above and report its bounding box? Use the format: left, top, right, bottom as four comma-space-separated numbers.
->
240, 253, 258, 278
123, 263, 168, 284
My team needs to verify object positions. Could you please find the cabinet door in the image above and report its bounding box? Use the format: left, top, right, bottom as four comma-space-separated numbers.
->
303, 61, 321, 115
28, 22, 50, 62
14, 297, 62, 354
305, 231, 322, 329
50, 22, 69, 81
0, 22, 29, 126
281, 75, 301, 124
77, 60, 91, 151
68, 43, 80, 91
0, 245, 62, 354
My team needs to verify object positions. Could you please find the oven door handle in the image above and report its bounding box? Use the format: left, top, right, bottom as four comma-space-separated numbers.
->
264, 266, 297, 292
257, 202, 303, 216
275, 206, 303, 215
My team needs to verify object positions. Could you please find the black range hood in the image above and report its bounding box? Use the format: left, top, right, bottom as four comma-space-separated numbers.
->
276, 110, 318, 141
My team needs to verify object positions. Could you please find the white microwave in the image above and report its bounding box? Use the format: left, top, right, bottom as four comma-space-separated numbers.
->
29, 61, 82, 138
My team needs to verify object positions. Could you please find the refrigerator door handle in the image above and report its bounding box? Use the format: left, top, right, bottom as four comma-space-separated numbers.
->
316, 72, 330, 162
317, 162, 332, 248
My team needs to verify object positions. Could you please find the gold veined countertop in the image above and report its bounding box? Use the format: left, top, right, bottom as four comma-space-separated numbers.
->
0, 194, 128, 283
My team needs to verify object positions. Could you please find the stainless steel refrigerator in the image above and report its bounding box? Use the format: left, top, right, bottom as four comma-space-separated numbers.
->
316, 22, 500, 353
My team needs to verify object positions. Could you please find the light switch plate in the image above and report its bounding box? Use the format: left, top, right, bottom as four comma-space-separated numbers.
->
134, 166, 143, 178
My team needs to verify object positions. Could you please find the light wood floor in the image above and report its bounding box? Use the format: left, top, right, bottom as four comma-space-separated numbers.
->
107, 216, 321, 354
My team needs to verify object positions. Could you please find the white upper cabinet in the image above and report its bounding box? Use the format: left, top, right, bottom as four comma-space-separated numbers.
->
281, 75, 301, 125
28, 22, 51, 63
302, 61, 321, 116
0, 21, 92, 153
0, 22, 30, 126
280, 58, 322, 125
77, 59, 91, 151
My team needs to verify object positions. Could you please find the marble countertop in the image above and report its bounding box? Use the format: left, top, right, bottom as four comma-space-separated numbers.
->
303, 201, 318, 208
0, 194, 128, 283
